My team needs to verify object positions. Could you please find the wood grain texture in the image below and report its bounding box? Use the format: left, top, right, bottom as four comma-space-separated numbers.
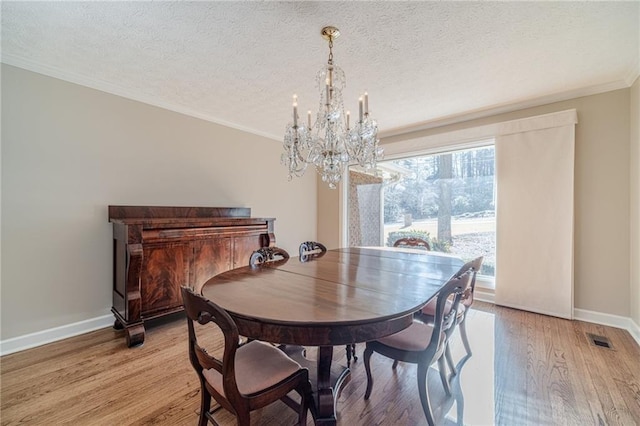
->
141, 243, 191, 315
191, 238, 232, 292
202, 248, 464, 329
2, 303, 639, 425
108, 206, 252, 220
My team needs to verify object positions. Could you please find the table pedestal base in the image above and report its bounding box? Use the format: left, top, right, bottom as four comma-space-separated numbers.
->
282, 345, 350, 425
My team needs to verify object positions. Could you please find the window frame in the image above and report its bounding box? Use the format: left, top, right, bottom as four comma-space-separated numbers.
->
341, 138, 496, 290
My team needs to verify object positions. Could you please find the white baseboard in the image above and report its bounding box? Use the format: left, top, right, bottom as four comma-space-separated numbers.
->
2, 305, 638, 356
0, 313, 113, 356
574, 308, 640, 347
474, 287, 639, 347
630, 321, 640, 347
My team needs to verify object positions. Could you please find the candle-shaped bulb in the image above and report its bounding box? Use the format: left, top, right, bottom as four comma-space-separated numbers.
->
325, 80, 331, 106
358, 97, 364, 122
307, 110, 312, 129
364, 92, 369, 115
292, 94, 298, 126
346, 111, 350, 130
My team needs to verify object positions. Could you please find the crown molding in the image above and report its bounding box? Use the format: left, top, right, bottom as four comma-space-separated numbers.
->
2, 53, 635, 144
624, 58, 640, 86
0, 54, 283, 142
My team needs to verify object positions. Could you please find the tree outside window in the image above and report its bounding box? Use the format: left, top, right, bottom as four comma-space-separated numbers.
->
349, 145, 496, 277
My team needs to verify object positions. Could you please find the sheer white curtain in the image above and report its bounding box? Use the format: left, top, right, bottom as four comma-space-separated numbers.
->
495, 109, 578, 319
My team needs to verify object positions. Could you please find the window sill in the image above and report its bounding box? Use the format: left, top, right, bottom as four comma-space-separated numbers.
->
476, 275, 495, 290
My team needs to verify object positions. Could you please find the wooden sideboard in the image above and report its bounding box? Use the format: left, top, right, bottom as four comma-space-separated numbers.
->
109, 206, 275, 347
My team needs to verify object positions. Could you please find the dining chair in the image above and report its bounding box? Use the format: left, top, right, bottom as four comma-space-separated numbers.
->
249, 246, 290, 267
393, 237, 431, 251
416, 256, 484, 376
181, 286, 313, 426
362, 271, 472, 426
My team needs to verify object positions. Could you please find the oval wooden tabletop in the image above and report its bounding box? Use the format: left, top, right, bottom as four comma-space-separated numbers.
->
201, 247, 464, 346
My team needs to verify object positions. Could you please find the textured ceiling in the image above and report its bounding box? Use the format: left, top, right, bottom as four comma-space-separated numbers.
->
2, 2, 639, 141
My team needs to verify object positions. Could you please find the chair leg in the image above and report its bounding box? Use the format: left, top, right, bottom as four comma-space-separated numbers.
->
351, 344, 358, 362
417, 363, 436, 426
392, 359, 399, 369
297, 394, 308, 426
445, 343, 457, 377
297, 380, 313, 425
236, 410, 251, 426
198, 383, 211, 426
459, 316, 472, 356
437, 355, 451, 396
363, 346, 374, 399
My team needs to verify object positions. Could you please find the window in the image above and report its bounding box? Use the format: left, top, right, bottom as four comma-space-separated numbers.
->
347, 144, 496, 279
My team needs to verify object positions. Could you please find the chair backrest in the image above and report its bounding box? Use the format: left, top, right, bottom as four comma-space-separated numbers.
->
299, 241, 327, 262
181, 286, 243, 404
393, 237, 431, 251
426, 271, 472, 352
249, 246, 290, 267
453, 256, 484, 306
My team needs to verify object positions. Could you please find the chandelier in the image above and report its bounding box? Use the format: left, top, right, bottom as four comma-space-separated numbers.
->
281, 26, 383, 189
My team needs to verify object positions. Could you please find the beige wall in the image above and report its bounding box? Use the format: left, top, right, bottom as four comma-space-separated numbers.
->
0, 64, 317, 340
319, 88, 632, 318
316, 179, 341, 249
631, 76, 640, 328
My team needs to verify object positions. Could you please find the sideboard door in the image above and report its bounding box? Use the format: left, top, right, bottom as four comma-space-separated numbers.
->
233, 235, 263, 269
191, 238, 233, 292
140, 242, 191, 317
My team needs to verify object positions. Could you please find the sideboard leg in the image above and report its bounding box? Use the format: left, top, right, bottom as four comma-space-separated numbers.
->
113, 319, 124, 330
125, 324, 145, 347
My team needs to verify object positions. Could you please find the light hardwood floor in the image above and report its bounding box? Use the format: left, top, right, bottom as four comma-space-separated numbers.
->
2, 302, 639, 425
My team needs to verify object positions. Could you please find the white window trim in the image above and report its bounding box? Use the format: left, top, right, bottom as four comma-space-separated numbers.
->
341, 110, 577, 290
381, 109, 577, 160
476, 275, 495, 291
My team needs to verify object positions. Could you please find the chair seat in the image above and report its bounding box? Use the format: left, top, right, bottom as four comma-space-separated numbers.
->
203, 340, 302, 396
420, 299, 466, 319
377, 321, 438, 352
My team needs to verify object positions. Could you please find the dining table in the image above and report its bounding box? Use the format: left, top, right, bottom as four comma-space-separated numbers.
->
201, 246, 464, 425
